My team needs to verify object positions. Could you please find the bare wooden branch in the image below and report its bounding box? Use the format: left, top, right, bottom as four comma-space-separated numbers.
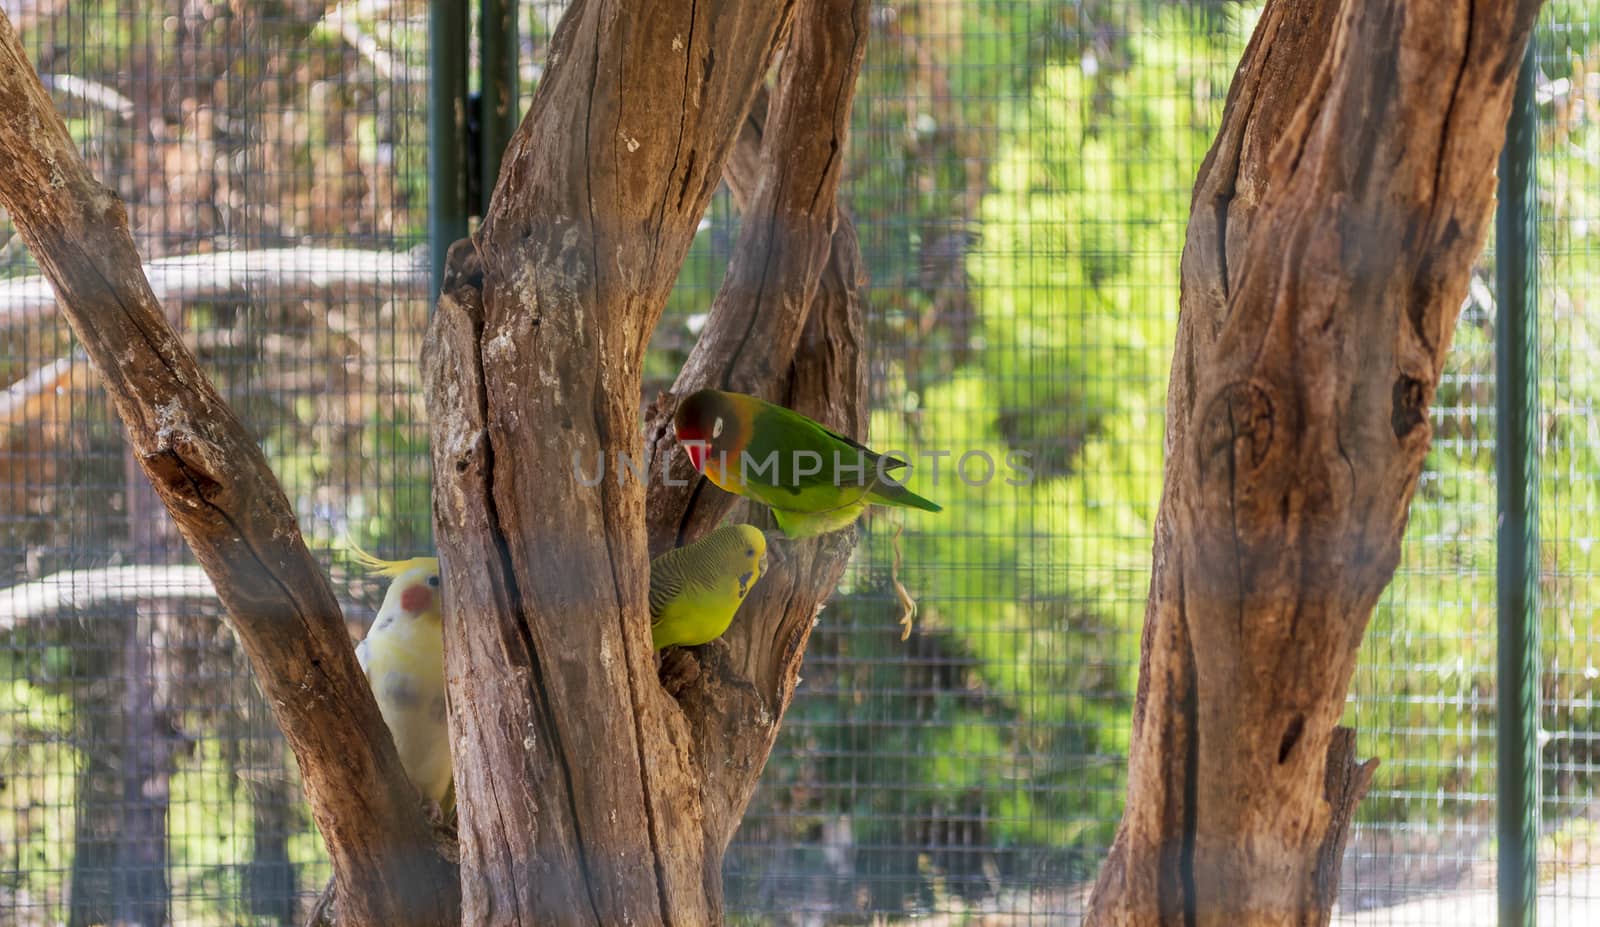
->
674, 205, 869, 853
41, 73, 136, 119
636, 8, 873, 858
655, 0, 871, 865
0, 10, 456, 927
1311, 729, 1378, 927
1084, 1, 1541, 924
1, 247, 428, 328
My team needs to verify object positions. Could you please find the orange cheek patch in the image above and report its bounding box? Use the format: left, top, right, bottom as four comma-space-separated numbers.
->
401, 586, 433, 613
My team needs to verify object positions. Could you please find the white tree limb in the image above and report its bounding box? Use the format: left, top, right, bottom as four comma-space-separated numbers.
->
1, 246, 428, 327
0, 352, 79, 427
41, 74, 135, 119
0, 565, 218, 630
321, 1, 427, 83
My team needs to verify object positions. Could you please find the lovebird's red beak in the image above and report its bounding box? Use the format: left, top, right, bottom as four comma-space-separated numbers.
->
683, 440, 708, 472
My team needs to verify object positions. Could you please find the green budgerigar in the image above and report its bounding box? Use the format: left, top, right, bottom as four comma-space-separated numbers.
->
649, 524, 769, 650
673, 388, 941, 538
351, 551, 453, 809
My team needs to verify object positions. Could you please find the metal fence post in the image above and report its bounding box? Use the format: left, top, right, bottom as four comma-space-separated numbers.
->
1495, 39, 1541, 927
429, 0, 470, 303
479, 0, 519, 215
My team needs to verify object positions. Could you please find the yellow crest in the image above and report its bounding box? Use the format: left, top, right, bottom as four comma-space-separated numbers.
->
345, 539, 438, 578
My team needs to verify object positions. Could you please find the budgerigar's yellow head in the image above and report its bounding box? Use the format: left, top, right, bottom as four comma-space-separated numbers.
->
349, 543, 442, 622
728, 524, 768, 598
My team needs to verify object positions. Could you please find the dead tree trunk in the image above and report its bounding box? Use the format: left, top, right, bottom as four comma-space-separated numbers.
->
1085, 1, 1540, 925
423, 0, 869, 921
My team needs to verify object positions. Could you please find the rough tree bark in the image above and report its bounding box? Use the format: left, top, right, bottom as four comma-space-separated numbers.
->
0, 11, 458, 927
422, 0, 869, 921
1085, 1, 1541, 925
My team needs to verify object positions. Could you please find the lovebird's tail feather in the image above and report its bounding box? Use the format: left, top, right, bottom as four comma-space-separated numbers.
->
871, 481, 942, 513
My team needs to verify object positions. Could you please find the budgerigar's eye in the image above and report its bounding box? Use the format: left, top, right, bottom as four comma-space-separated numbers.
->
712, 416, 724, 439
746, 547, 755, 557
427, 575, 440, 587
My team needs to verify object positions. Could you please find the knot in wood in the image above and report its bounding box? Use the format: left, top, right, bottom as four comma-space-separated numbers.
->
1197, 381, 1276, 482
141, 446, 222, 507
1390, 375, 1428, 439
449, 429, 489, 477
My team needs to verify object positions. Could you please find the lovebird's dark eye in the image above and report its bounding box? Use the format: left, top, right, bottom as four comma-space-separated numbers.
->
427, 575, 441, 587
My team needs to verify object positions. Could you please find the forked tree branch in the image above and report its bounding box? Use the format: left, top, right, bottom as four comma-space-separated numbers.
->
0, 11, 457, 927
1085, 1, 1540, 924
6, 0, 873, 918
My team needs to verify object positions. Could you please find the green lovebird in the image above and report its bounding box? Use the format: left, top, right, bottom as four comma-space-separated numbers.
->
672, 388, 942, 539
649, 524, 769, 650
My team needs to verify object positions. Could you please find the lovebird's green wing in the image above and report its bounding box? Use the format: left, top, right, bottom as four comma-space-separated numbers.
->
742, 403, 885, 494
740, 400, 938, 513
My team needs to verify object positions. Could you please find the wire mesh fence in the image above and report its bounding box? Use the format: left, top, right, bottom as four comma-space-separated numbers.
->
0, 1, 1596, 925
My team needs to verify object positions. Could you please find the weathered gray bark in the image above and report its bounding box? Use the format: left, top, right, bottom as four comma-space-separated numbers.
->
0, 10, 457, 927
1084, 1, 1542, 925
422, 0, 870, 921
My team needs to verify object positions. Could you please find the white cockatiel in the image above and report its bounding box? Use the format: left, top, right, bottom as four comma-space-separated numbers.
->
350, 551, 452, 809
